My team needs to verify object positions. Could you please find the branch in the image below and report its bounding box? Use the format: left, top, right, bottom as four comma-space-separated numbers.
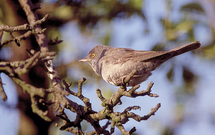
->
0, 14, 48, 32
0, 51, 56, 77
125, 82, 159, 98
18, 3, 66, 121
0, 75, 7, 101
126, 103, 161, 121
17, 0, 68, 127
63, 78, 92, 112
19, 0, 49, 52
0, 15, 48, 47
48, 37, 63, 46
12, 76, 50, 121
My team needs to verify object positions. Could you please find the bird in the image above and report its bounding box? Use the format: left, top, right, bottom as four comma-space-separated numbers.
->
79, 41, 201, 86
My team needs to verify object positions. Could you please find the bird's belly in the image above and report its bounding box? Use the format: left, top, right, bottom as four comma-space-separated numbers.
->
127, 72, 152, 86
100, 61, 154, 86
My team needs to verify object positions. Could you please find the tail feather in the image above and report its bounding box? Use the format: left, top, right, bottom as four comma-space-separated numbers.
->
167, 41, 201, 58
142, 41, 201, 62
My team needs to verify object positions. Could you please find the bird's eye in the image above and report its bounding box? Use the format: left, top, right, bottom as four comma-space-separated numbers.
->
91, 53, 95, 57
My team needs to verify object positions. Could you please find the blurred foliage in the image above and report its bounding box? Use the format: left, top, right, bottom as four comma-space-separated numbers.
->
161, 2, 204, 42
39, 0, 146, 30
161, 126, 174, 135
180, 3, 205, 14
182, 66, 197, 91
201, 42, 215, 59
166, 64, 174, 82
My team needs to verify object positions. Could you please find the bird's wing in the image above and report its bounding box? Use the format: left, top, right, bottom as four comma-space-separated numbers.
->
105, 48, 166, 63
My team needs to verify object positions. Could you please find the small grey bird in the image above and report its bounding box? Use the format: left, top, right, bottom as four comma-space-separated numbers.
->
79, 41, 201, 86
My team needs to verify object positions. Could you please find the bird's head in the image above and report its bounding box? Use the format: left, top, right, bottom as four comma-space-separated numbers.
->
79, 45, 111, 75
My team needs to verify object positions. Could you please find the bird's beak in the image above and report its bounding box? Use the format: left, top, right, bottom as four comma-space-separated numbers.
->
79, 58, 91, 62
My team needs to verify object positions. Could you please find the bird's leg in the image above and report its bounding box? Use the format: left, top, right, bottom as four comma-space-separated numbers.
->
123, 70, 137, 84
115, 76, 127, 88
116, 70, 137, 87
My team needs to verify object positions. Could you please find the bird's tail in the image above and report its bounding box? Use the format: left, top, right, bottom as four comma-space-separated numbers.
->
166, 41, 201, 58
142, 41, 201, 63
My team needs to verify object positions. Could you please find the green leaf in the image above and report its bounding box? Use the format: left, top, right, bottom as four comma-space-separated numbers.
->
182, 66, 198, 93
180, 3, 205, 14
201, 42, 215, 59
128, 0, 143, 10
166, 66, 174, 82
176, 21, 194, 32
52, 5, 73, 20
